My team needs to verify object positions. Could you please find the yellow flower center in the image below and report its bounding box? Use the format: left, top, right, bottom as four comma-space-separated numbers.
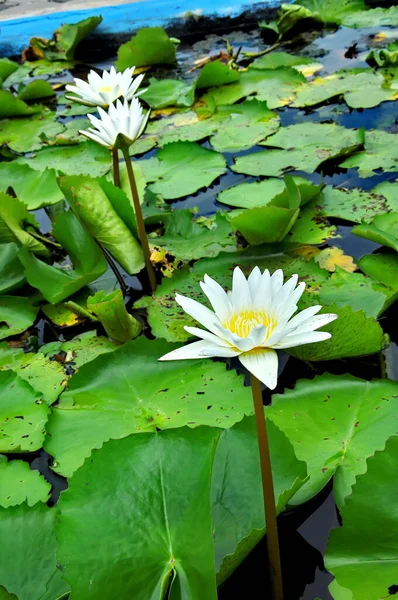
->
224, 310, 271, 338
99, 85, 113, 93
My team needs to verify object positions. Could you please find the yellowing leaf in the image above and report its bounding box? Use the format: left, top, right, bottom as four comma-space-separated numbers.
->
314, 247, 357, 273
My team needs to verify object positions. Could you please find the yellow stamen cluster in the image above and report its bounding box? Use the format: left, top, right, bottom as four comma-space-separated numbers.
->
224, 310, 271, 338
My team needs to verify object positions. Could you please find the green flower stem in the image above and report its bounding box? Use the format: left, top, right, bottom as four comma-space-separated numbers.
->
112, 148, 121, 189
251, 374, 284, 600
122, 147, 157, 293
98, 242, 128, 297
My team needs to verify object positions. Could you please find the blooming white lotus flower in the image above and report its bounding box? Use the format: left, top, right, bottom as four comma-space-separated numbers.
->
79, 98, 150, 149
65, 66, 145, 108
159, 267, 337, 389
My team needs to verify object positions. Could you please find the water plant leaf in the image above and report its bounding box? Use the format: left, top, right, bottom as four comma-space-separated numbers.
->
17, 80, 55, 102
0, 503, 66, 600
268, 373, 398, 507
0, 58, 18, 82
340, 130, 398, 176
19, 211, 108, 304
352, 212, 398, 251
251, 51, 321, 72
117, 27, 177, 70
230, 205, 300, 244
213, 417, 307, 583
317, 185, 392, 224
209, 99, 280, 152
0, 90, 39, 119
358, 252, 398, 291
217, 177, 321, 209
137, 250, 328, 342
373, 180, 398, 212
86, 290, 142, 343
286, 303, 386, 362
16, 141, 111, 177
0, 344, 66, 405
286, 199, 337, 244
0, 112, 64, 153
293, 70, 398, 109
151, 210, 236, 261
196, 60, 240, 89
342, 6, 398, 28
0, 193, 49, 256
319, 268, 397, 318
0, 456, 50, 508
291, 0, 365, 25
314, 247, 357, 273
0, 296, 39, 341
42, 330, 118, 370
263, 122, 364, 151
27, 16, 102, 61
45, 337, 252, 477
0, 371, 49, 453
325, 435, 398, 598
140, 141, 226, 199
57, 428, 218, 600
59, 175, 144, 274
0, 243, 25, 294
139, 78, 195, 109
0, 163, 63, 210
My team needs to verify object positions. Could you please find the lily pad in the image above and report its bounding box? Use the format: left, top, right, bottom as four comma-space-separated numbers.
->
317, 185, 392, 224
16, 141, 111, 177
342, 6, 398, 28
87, 290, 141, 343
43, 331, 119, 369
0, 344, 66, 405
319, 268, 397, 318
19, 210, 108, 304
17, 80, 55, 102
140, 141, 226, 200
286, 199, 337, 244
196, 60, 240, 89
325, 435, 398, 598
0, 371, 49, 453
340, 130, 398, 176
352, 212, 398, 251
230, 205, 300, 244
0, 456, 50, 508
0, 243, 25, 294
373, 180, 398, 212
286, 303, 386, 362
139, 78, 195, 109
0, 112, 64, 153
45, 337, 252, 476
0, 91, 39, 119
0, 163, 63, 210
291, 0, 365, 25
136, 249, 328, 342
268, 373, 398, 506
0, 59, 18, 82
0, 296, 39, 341
358, 252, 398, 291
0, 194, 49, 256
117, 27, 177, 70
252, 51, 321, 72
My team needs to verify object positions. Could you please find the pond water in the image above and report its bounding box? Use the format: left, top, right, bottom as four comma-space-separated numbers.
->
2, 8, 398, 600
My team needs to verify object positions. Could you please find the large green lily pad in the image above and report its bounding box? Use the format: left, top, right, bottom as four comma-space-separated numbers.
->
268, 373, 398, 507
0, 456, 50, 508
0, 296, 40, 341
318, 185, 393, 224
140, 141, 226, 199
139, 78, 195, 109
325, 435, 398, 598
0, 113, 64, 153
0, 163, 63, 210
0, 371, 49, 453
341, 130, 398, 176
57, 428, 218, 600
352, 212, 398, 251
45, 337, 252, 476
218, 177, 321, 209
358, 252, 398, 291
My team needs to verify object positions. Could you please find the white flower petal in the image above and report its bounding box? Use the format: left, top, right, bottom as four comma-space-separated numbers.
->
271, 269, 284, 296
248, 266, 262, 301
184, 326, 233, 348
239, 348, 279, 389
253, 269, 272, 310
273, 330, 332, 349
159, 340, 240, 361
281, 305, 322, 335
289, 313, 338, 335
176, 294, 222, 336
231, 266, 251, 312
200, 275, 231, 321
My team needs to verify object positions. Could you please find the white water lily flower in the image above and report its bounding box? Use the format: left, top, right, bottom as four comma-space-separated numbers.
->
79, 98, 150, 149
65, 66, 145, 107
159, 267, 337, 389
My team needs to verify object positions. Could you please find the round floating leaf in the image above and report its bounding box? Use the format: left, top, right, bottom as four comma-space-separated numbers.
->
326, 435, 398, 599
0, 371, 49, 453
16, 141, 111, 177
140, 141, 226, 200
232, 147, 321, 177
42, 331, 118, 369
0, 243, 25, 294
317, 185, 392, 224
286, 199, 337, 244
263, 122, 364, 151
252, 51, 321, 72
314, 247, 357, 273
319, 269, 397, 318
0, 456, 50, 508
45, 337, 252, 476
0, 113, 64, 152
0, 90, 39, 119
358, 252, 398, 291
213, 416, 307, 583
230, 205, 300, 244
373, 180, 398, 212
342, 5, 398, 27
196, 60, 240, 89
139, 78, 195, 109
0, 503, 65, 600
57, 428, 219, 600
136, 250, 328, 342
268, 373, 398, 507
0, 193, 49, 256
286, 303, 386, 362
341, 130, 398, 176
0, 58, 18, 82
0, 163, 63, 210
117, 27, 176, 70
17, 80, 55, 102
0, 296, 40, 341
287, 0, 365, 25
352, 212, 398, 251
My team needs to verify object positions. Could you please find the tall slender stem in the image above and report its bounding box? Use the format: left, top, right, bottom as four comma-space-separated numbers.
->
251, 375, 284, 600
112, 148, 121, 189
98, 242, 128, 296
122, 147, 157, 292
